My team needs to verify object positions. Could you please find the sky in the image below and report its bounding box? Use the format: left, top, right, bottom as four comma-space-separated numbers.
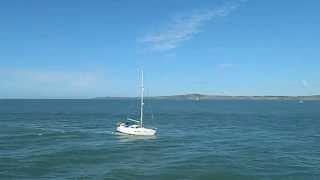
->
0, 0, 319, 98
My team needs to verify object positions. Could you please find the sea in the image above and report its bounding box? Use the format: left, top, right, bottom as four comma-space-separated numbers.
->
0, 99, 319, 180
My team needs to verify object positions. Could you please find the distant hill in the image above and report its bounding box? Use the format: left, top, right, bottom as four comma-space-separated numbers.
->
94, 94, 320, 100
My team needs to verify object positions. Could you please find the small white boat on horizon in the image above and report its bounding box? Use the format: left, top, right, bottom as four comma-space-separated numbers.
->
116, 71, 156, 136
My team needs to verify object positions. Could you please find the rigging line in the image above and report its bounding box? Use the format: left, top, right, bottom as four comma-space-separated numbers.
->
145, 86, 156, 126
125, 71, 141, 121
125, 94, 138, 119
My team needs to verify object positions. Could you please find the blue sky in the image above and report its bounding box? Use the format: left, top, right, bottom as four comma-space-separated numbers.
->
1, 0, 319, 98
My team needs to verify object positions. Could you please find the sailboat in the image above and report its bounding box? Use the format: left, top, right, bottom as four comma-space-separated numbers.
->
116, 71, 156, 136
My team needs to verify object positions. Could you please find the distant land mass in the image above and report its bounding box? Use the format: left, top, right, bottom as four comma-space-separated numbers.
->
95, 94, 320, 101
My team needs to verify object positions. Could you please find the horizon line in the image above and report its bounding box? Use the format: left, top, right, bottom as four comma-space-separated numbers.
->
1, 93, 319, 100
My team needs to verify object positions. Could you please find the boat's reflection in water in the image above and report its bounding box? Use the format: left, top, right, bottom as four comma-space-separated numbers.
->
115, 132, 157, 143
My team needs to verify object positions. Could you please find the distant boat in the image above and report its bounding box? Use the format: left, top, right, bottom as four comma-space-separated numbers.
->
116, 71, 156, 136
299, 100, 304, 104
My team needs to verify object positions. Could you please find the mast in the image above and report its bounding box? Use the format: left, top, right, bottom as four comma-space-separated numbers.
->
140, 70, 144, 127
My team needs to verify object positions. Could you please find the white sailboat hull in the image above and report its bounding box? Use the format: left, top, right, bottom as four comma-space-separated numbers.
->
117, 124, 156, 136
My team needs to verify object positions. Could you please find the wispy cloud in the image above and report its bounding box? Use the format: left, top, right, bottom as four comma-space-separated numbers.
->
216, 63, 235, 70
140, 0, 247, 52
301, 79, 309, 88
300, 80, 317, 96
0, 69, 108, 98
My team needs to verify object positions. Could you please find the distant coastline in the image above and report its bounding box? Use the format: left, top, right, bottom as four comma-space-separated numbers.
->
94, 94, 320, 101
1, 94, 320, 100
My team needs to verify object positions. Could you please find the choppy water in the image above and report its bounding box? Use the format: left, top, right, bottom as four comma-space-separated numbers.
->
0, 99, 320, 179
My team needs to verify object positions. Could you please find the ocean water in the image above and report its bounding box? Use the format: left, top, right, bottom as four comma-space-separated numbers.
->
0, 99, 320, 180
